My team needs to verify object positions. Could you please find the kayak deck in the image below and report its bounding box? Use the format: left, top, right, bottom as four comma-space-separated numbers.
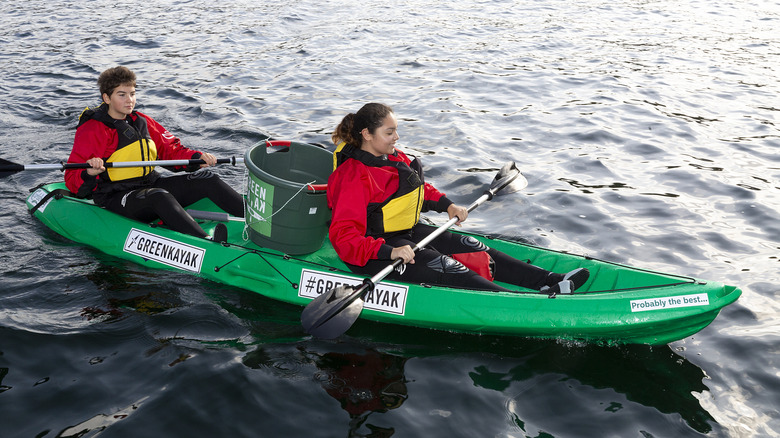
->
26, 183, 741, 345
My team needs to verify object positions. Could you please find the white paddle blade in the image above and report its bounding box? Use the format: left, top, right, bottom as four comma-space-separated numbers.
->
490, 162, 527, 196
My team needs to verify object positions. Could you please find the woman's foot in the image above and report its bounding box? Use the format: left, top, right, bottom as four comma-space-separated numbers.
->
541, 268, 590, 295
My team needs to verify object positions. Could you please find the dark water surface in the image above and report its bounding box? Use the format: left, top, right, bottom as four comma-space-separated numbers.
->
1, 1, 778, 437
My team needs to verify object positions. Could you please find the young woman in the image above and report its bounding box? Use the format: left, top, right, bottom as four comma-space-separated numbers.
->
327, 102, 588, 293
64, 66, 244, 240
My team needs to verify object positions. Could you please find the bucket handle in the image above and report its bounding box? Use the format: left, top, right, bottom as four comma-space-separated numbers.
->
265, 140, 291, 153
306, 183, 327, 193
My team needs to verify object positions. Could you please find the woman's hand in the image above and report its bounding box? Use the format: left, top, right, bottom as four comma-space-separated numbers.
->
447, 203, 468, 225
391, 245, 415, 264
199, 152, 218, 167
86, 157, 105, 176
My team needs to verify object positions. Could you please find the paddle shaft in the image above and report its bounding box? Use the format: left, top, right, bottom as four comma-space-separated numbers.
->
367, 190, 494, 289
1, 157, 244, 175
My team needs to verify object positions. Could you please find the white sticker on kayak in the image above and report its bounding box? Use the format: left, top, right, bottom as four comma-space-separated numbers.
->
123, 228, 204, 273
630, 293, 710, 312
299, 269, 408, 315
27, 189, 51, 213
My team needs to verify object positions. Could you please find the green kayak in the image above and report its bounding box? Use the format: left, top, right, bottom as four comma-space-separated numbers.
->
26, 180, 740, 345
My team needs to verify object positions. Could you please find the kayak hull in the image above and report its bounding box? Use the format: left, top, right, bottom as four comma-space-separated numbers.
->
26, 183, 741, 345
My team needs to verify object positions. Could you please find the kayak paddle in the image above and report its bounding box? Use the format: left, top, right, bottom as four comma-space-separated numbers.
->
300, 161, 528, 339
0, 156, 245, 179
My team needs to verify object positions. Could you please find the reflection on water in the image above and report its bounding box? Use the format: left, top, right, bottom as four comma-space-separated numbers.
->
341, 321, 725, 435
55, 397, 149, 438
244, 345, 408, 437
315, 350, 408, 437
470, 343, 714, 434
241, 320, 721, 436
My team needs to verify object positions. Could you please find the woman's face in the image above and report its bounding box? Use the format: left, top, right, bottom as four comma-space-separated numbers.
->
361, 113, 399, 157
103, 84, 136, 120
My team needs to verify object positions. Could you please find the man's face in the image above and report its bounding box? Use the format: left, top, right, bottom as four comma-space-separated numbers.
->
103, 84, 136, 119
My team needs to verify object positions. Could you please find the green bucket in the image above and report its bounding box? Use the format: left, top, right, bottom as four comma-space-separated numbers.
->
244, 140, 332, 254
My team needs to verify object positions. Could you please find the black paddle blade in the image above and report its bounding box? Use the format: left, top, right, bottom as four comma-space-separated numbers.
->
301, 284, 367, 339
0, 158, 24, 178
490, 162, 527, 196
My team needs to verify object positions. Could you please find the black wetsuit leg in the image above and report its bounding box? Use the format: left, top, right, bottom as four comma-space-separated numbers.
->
154, 170, 244, 218
101, 170, 244, 238
409, 224, 554, 290
102, 186, 208, 237
348, 232, 508, 291
347, 224, 556, 291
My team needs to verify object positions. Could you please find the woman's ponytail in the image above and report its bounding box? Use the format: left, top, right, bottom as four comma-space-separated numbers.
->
332, 113, 356, 146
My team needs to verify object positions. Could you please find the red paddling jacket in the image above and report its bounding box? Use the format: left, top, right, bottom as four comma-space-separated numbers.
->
64, 103, 204, 204
327, 144, 453, 266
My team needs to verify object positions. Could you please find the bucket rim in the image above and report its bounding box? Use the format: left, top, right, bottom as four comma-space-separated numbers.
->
244, 140, 332, 192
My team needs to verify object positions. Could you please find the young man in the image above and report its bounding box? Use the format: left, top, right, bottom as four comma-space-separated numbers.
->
65, 66, 244, 240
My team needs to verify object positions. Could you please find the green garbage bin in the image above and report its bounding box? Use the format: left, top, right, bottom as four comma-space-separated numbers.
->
244, 140, 332, 254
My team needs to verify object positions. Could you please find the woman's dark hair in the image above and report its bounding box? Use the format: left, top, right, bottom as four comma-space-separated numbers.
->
332, 103, 394, 147
98, 66, 136, 98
